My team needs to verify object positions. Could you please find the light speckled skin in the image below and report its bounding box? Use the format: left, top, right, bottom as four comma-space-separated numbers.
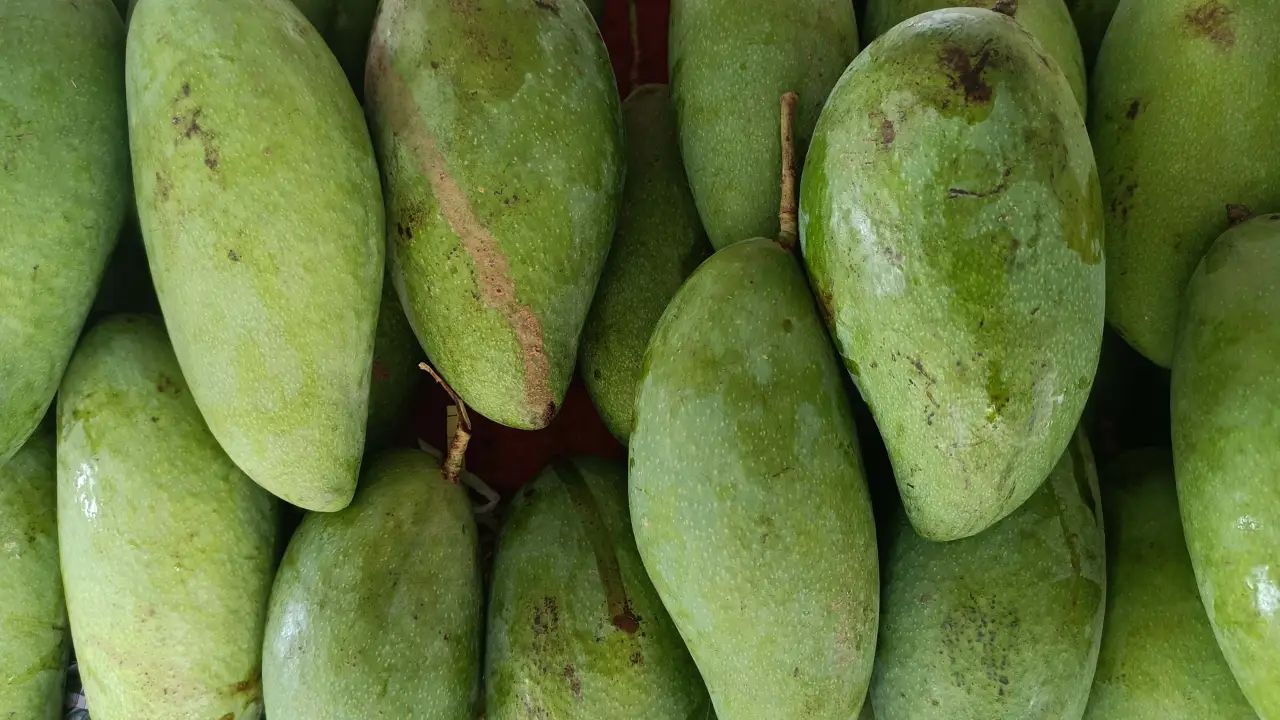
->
263, 448, 482, 718
863, 0, 1087, 113
365, 274, 425, 450
631, 239, 880, 719
1084, 449, 1254, 719
801, 8, 1104, 541
0, 0, 129, 465
871, 430, 1105, 719
1062, 0, 1117, 70
367, 0, 624, 431
580, 85, 712, 444
486, 456, 711, 719
1089, 0, 1280, 367
57, 315, 278, 720
1171, 215, 1280, 718
669, 0, 858, 250
127, 0, 384, 511
0, 430, 68, 720
290, 0, 381, 99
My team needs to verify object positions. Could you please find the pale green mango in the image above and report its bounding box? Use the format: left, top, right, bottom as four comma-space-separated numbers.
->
863, 0, 1087, 112
1089, 0, 1280, 367
871, 430, 1105, 719
1084, 449, 1254, 719
127, 0, 384, 511
367, 0, 624, 430
670, 0, 858, 249
0, 0, 129, 465
0, 430, 68, 720
290, 0, 381, 99
1062, 0, 1118, 70
631, 238, 880, 719
1172, 214, 1280, 718
801, 7, 1104, 540
580, 84, 712, 443
365, 274, 425, 450
486, 456, 711, 719
263, 448, 482, 718
57, 315, 278, 720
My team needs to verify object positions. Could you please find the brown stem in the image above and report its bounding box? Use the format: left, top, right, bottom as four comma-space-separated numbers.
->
419, 361, 472, 484
777, 91, 800, 251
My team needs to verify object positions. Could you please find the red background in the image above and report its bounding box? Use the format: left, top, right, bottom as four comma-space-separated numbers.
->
399, 0, 672, 496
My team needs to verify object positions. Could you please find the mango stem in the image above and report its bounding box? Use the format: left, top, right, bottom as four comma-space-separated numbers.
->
418, 361, 472, 484
777, 91, 800, 251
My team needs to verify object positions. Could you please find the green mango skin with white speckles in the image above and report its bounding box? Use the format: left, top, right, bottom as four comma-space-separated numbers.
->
580, 85, 712, 444
367, 0, 624, 431
1062, 0, 1117, 70
1172, 215, 1280, 718
1089, 0, 1280, 368
871, 430, 1105, 720
486, 456, 711, 719
669, 0, 858, 250
1084, 449, 1254, 719
365, 275, 425, 450
631, 238, 879, 719
290, 0, 380, 99
801, 8, 1104, 541
57, 315, 278, 720
0, 0, 129, 466
127, 0, 384, 512
864, 0, 1087, 113
263, 448, 482, 719
0, 430, 68, 720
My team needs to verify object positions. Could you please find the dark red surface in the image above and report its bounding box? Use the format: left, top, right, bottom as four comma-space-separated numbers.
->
400, 0, 670, 496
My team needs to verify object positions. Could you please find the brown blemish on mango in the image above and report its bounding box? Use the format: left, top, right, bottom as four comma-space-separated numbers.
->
939, 41, 997, 106
1186, 1, 1235, 48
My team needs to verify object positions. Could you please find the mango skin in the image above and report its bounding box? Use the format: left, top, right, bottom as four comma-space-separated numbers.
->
0, 0, 129, 465
1084, 449, 1253, 719
1062, 0, 1118, 70
801, 8, 1104, 541
127, 0, 385, 511
57, 315, 278, 720
669, 0, 858, 249
365, 275, 425, 450
863, 0, 1087, 113
367, 0, 624, 431
631, 238, 880, 719
486, 456, 710, 719
871, 430, 1105, 719
0, 430, 68, 720
580, 85, 712, 444
1172, 214, 1280, 718
290, 0, 381, 99
1089, 0, 1280, 367
263, 448, 482, 719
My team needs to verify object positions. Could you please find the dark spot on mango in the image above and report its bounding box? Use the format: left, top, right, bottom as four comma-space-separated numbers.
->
227, 249, 240, 262
1227, 203, 1254, 227
939, 41, 997, 106
782, 318, 793, 333
534, 0, 559, 13
990, 0, 1017, 17
985, 361, 1008, 423
1186, 1, 1235, 49
155, 172, 172, 204
1124, 99, 1141, 121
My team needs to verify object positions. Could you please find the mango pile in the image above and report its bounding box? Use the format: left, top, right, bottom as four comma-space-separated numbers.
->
1, 0, 1277, 719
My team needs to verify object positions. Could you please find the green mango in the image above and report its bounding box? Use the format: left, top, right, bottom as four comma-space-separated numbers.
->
1089, 0, 1280, 367
0, 430, 68, 720
486, 456, 711, 718
1084, 449, 1253, 719
1062, 0, 1118, 70
290, 0, 381, 99
57, 315, 278, 720
366, 0, 624, 431
263, 448, 482, 718
1, 0, 129, 465
631, 238, 880, 718
127, 0, 385, 511
871, 430, 1105, 719
580, 84, 712, 443
669, 0, 858, 249
801, 7, 1104, 541
863, 0, 1087, 113
365, 274, 425, 450
1172, 214, 1280, 717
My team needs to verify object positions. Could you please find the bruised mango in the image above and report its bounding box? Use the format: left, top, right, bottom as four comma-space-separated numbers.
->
58, 315, 278, 720
367, 0, 624, 430
801, 8, 1104, 540
0, 0, 129, 465
127, 0, 384, 511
